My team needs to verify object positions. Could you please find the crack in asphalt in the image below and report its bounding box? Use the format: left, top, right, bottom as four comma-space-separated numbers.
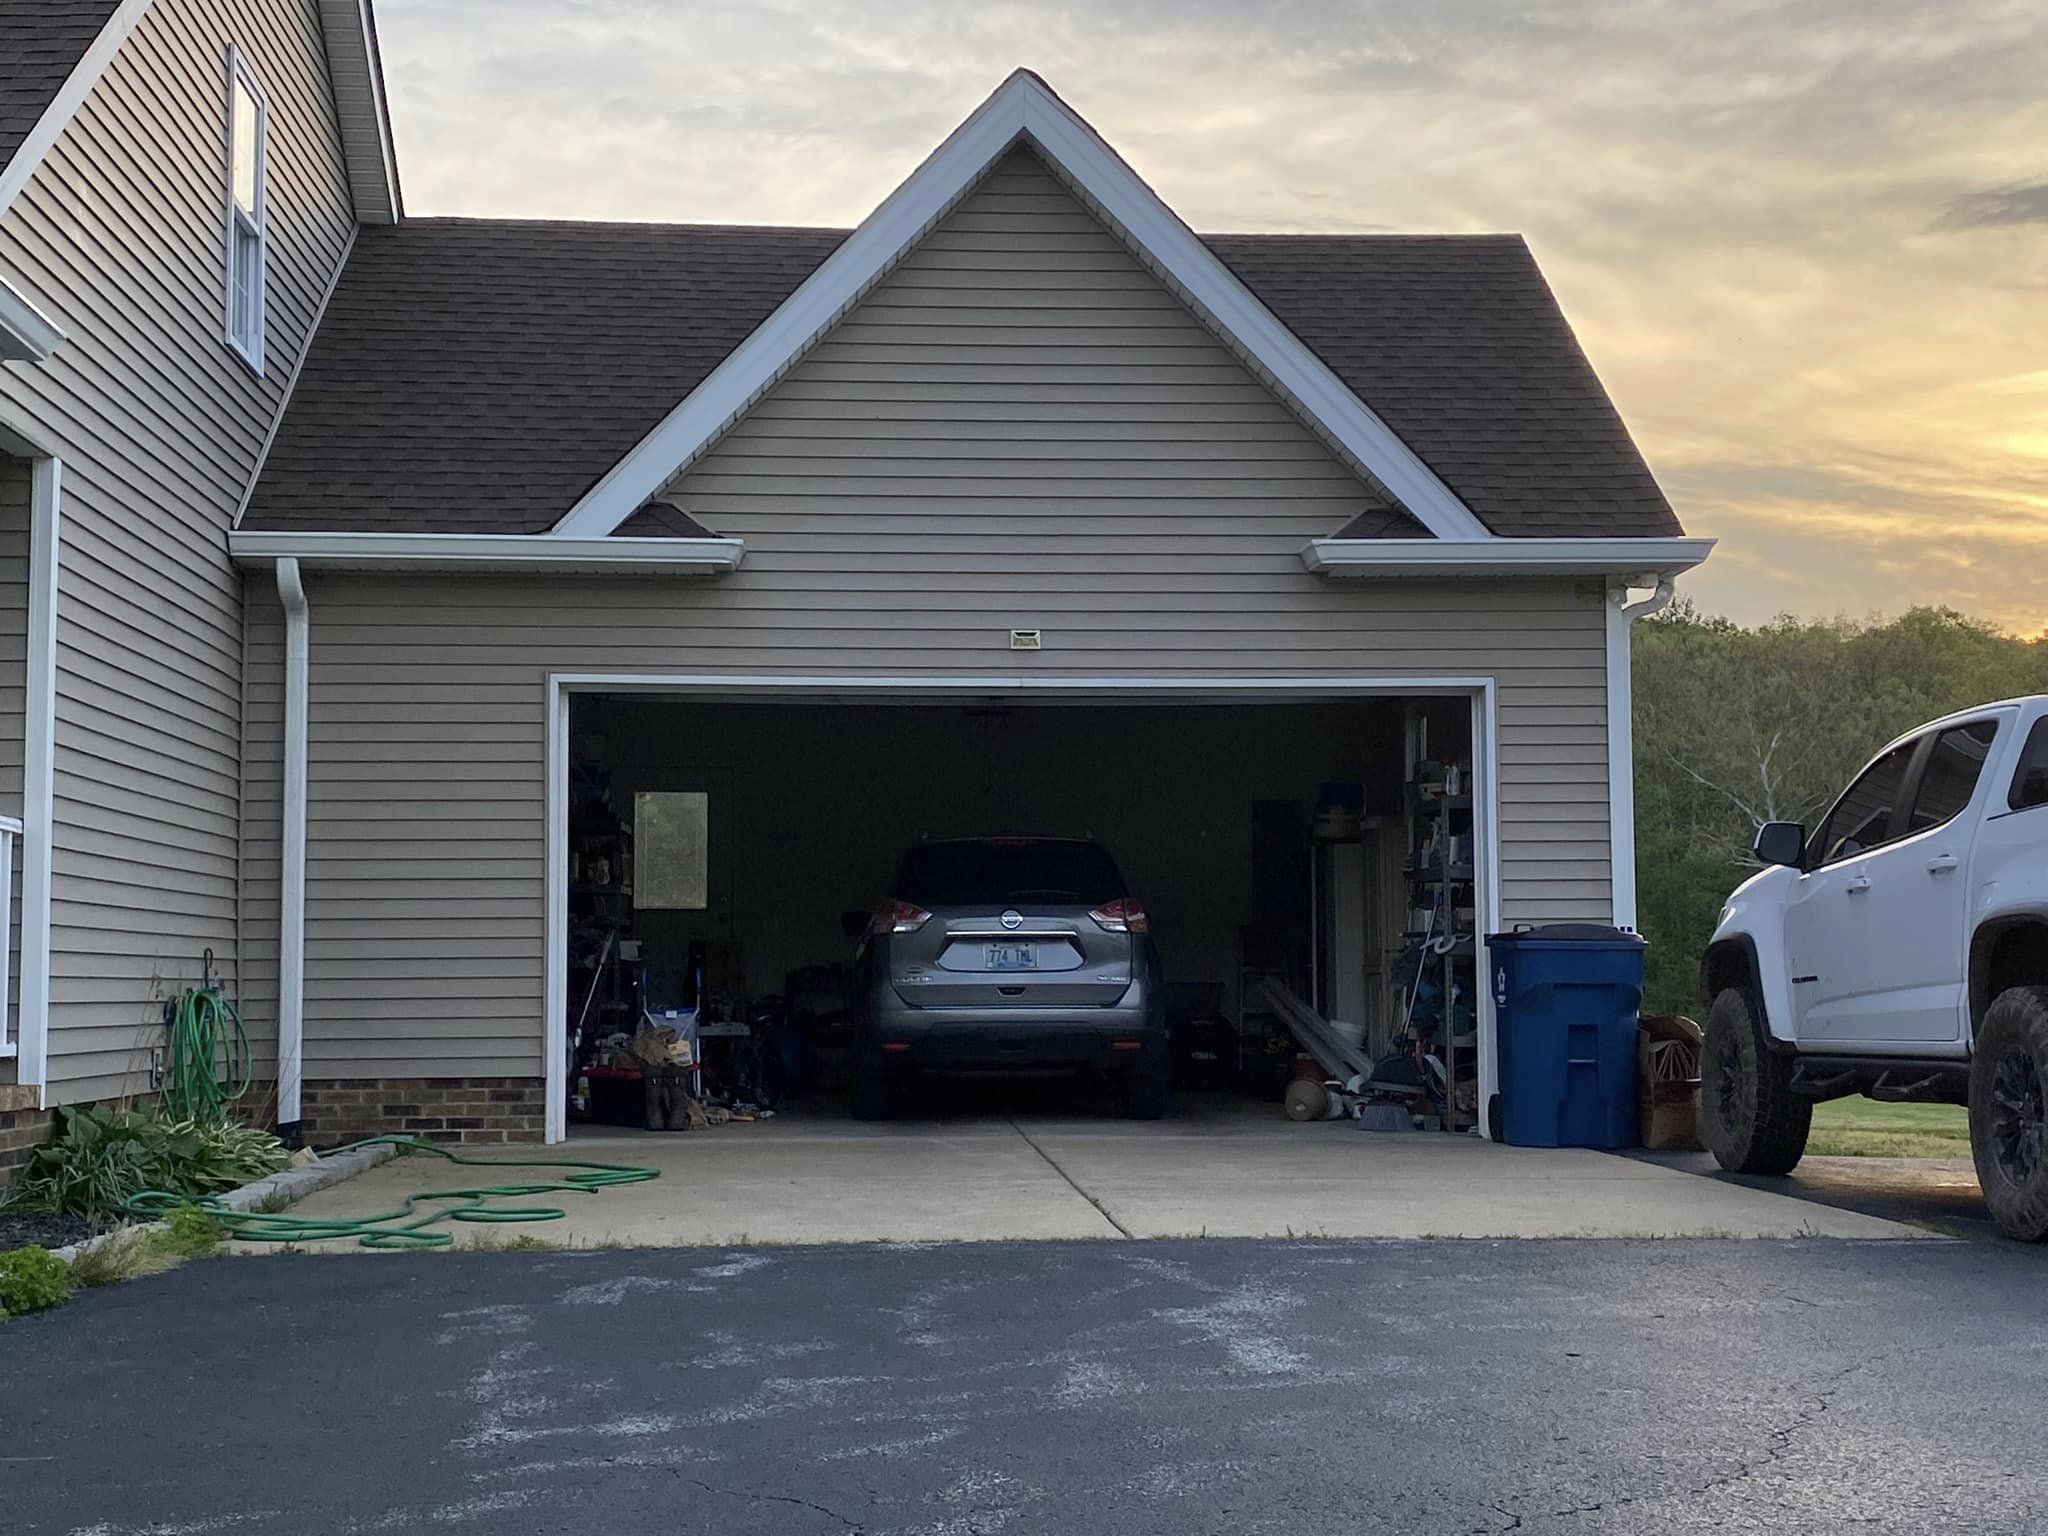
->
680, 1473, 869, 1531
1478, 1355, 1891, 1529
1681, 1354, 1879, 1504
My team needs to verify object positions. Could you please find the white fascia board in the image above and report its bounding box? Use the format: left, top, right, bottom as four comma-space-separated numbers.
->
0, 0, 156, 219
550, 75, 1030, 538
0, 276, 65, 362
1302, 535, 1714, 579
1017, 88, 1490, 542
551, 71, 1491, 543
315, 0, 402, 223
228, 530, 745, 573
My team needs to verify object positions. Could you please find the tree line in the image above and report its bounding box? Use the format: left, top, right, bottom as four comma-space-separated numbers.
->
1633, 605, 2048, 1015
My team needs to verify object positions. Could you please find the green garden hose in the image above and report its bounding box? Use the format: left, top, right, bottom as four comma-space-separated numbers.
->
125, 1136, 659, 1250
161, 973, 255, 1121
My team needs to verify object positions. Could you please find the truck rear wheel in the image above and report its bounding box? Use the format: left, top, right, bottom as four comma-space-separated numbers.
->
1969, 986, 2048, 1242
1701, 987, 1810, 1175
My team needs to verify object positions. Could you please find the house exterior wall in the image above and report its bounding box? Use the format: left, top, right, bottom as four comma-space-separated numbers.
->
242, 571, 1612, 1088
659, 147, 1412, 539
0, 0, 357, 1102
230, 139, 1615, 1103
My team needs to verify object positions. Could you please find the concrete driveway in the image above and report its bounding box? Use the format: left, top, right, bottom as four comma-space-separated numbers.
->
251, 1099, 1925, 1249
1639, 1148, 2002, 1240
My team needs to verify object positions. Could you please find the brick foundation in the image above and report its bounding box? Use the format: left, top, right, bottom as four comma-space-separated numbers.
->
0, 1096, 56, 1186
299, 1078, 547, 1145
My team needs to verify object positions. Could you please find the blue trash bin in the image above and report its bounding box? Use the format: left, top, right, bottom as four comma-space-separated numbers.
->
1487, 924, 1646, 1148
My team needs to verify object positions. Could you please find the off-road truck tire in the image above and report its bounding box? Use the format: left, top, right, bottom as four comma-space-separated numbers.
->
1701, 986, 1811, 1175
1969, 986, 2048, 1242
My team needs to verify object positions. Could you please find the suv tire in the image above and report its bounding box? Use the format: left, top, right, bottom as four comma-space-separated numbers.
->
850, 1056, 899, 1121
1969, 986, 2048, 1242
1124, 1054, 1172, 1121
1701, 986, 1811, 1175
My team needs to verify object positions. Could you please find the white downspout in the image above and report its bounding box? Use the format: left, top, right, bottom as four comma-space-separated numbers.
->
1605, 574, 1676, 932
275, 557, 309, 1133
17, 455, 60, 1102
1623, 574, 1677, 623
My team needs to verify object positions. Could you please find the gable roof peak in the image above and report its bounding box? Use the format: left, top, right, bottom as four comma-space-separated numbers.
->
550, 67, 1492, 542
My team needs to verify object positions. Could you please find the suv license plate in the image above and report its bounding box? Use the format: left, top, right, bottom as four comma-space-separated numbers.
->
986, 944, 1035, 971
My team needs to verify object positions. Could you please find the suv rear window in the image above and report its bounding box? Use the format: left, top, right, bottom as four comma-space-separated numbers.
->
894, 841, 1126, 906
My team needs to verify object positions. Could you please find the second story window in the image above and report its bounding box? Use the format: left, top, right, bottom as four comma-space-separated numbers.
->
226, 49, 267, 372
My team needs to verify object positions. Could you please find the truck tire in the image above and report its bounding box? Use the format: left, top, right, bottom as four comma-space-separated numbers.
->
1969, 986, 2048, 1242
1701, 987, 1810, 1175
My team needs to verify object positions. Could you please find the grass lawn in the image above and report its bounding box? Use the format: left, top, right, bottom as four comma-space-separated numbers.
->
1806, 1098, 1972, 1159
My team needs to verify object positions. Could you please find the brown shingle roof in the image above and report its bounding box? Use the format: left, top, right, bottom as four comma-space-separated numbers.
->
244, 217, 1680, 539
0, 1, 121, 176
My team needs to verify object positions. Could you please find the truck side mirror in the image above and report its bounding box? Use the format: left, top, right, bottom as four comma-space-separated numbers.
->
1753, 821, 1806, 868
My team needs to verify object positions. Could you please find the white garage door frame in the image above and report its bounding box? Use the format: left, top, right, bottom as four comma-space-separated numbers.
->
542, 672, 1504, 1145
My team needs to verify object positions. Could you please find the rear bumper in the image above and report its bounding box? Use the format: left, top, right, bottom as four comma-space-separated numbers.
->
860, 994, 1165, 1071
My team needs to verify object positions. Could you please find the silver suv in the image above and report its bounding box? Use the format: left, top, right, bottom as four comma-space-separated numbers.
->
849, 837, 1169, 1119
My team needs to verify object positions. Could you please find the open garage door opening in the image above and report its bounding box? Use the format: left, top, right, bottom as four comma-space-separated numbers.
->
552, 687, 1488, 1143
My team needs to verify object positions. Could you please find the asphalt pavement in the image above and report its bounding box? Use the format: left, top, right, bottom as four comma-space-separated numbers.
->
6, 1239, 2046, 1534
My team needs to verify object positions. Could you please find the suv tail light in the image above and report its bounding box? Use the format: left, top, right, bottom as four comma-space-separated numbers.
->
1090, 898, 1148, 934
869, 899, 931, 937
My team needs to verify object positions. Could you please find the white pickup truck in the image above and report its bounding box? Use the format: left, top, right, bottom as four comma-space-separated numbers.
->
1701, 695, 2048, 1240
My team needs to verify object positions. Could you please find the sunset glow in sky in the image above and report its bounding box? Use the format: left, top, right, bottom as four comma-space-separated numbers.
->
376, 0, 2048, 631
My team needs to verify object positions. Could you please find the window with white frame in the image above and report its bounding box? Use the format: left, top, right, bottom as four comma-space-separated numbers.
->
225, 49, 267, 371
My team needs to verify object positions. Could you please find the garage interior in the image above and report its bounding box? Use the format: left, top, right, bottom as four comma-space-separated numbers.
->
562, 693, 1482, 1137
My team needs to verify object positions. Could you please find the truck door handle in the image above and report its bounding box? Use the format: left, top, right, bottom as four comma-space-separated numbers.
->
1845, 875, 1873, 893
1926, 854, 1959, 873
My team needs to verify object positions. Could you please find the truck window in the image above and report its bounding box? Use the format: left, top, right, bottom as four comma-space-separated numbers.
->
1907, 720, 1999, 832
1813, 743, 1913, 865
2011, 717, 2048, 813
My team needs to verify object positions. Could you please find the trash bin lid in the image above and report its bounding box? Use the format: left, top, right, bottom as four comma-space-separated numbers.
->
1486, 923, 1646, 947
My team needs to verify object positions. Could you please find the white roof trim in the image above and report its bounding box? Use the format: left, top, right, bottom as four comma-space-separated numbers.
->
1303, 536, 1714, 579
550, 70, 1493, 542
315, 0, 402, 223
0, 0, 155, 219
0, 276, 65, 362
229, 530, 745, 574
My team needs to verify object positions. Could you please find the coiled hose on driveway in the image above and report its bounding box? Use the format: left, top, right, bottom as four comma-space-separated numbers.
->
126, 1136, 660, 1250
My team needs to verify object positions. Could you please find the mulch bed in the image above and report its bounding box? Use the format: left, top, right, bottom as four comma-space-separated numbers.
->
0, 1209, 98, 1252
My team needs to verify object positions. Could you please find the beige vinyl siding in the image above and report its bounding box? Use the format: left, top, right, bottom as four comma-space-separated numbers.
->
663, 148, 1403, 540
241, 572, 1609, 1081
0, 0, 356, 1101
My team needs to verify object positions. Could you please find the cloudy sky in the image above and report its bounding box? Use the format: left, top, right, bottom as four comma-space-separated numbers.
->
374, 0, 2048, 631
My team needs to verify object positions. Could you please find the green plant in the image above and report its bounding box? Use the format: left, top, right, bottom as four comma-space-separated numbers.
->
0, 1246, 73, 1317
2, 1104, 291, 1221
154, 1204, 222, 1258
64, 1228, 180, 1288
